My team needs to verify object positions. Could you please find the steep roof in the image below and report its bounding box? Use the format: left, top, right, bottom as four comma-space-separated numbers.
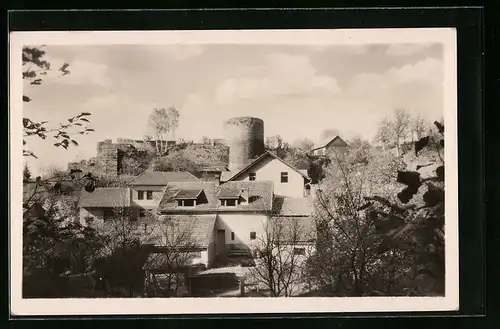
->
150, 214, 217, 248
79, 187, 131, 208
225, 151, 311, 182
313, 135, 348, 151
276, 196, 313, 216
127, 170, 200, 186
158, 181, 274, 213
270, 216, 316, 244
217, 186, 243, 199
173, 189, 204, 200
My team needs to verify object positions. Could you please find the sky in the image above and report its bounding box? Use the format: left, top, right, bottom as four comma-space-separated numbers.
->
22, 42, 444, 176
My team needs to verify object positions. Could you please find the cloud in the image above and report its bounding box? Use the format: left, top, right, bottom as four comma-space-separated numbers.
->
213, 52, 340, 105
385, 43, 433, 56
346, 57, 443, 119
310, 45, 370, 55
387, 57, 442, 86
35, 54, 111, 88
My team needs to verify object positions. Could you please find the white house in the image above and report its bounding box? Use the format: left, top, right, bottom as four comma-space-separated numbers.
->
78, 116, 317, 270
222, 151, 311, 198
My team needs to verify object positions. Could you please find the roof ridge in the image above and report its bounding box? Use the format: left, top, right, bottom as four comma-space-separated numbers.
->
226, 151, 310, 182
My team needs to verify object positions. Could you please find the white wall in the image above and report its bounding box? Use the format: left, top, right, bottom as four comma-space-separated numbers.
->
191, 249, 209, 267
130, 185, 164, 208
233, 156, 306, 198
215, 213, 268, 248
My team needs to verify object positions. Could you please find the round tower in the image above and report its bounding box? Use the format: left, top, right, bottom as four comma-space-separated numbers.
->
224, 117, 265, 172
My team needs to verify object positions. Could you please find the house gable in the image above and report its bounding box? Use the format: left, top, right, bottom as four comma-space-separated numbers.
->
324, 135, 348, 149
226, 151, 310, 182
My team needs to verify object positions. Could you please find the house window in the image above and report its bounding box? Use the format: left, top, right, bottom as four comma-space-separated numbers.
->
250, 232, 256, 240
146, 191, 153, 200
138, 191, 144, 200
231, 232, 235, 241
293, 247, 306, 256
220, 199, 237, 207
249, 173, 256, 181
177, 199, 196, 207
281, 172, 288, 183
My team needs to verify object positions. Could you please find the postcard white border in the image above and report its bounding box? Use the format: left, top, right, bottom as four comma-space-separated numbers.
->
10, 28, 458, 315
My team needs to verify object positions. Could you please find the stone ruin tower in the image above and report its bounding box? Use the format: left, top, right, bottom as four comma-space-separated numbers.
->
224, 117, 265, 172
96, 139, 119, 176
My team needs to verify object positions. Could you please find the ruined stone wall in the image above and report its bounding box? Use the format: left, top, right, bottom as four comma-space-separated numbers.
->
224, 117, 265, 172
96, 140, 119, 176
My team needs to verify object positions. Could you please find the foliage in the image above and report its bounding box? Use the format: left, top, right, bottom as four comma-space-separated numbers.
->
308, 144, 407, 296
373, 109, 430, 156
362, 121, 445, 295
154, 144, 228, 173
308, 121, 445, 296
118, 146, 155, 175
22, 46, 94, 158
148, 107, 180, 155
23, 208, 103, 297
23, 163, 32, 182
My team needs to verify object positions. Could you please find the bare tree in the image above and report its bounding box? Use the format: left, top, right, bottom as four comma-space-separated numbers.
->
292, 138, 315, 153
410, 114, 429, 142
392, 109, 411, 156
148, 107, 180, 155
373, 118, 394, 151
265, 135, 284, 150
143, 215, 199, 297
248, 216, 314, 297
308, 145, 407, 296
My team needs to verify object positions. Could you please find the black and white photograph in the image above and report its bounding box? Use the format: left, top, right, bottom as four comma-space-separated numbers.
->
10, 28, 458, 315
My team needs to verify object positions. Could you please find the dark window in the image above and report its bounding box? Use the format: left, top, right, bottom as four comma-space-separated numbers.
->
231, 232, 235, 241
139, 209, 145, 217
293, 247, 306, 256
249, 173, 256, 181
250, 232, 256, 240
226, 199, 237, 207
138, 191, 144, 200
177, 200, 183, 207
220, 199, 226, 206
281, 172, 288, 183
146, 191, 153, 200
184, 199, 195, 207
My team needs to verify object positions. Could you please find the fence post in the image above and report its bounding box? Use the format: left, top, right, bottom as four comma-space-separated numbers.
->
240, 277, 245, 297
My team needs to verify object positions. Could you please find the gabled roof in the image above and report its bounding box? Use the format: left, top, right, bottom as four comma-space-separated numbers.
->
226, 151, 311, 182
79, 187, 131, 208
127, 170, 200, 186
275, 196, 313, 216
151, 214, 217, 248
217, 186, 244, 199
313, 135, 348, 151
270, 216, 316, 244
173, 189, 204, 200
158, 181, 274, 213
